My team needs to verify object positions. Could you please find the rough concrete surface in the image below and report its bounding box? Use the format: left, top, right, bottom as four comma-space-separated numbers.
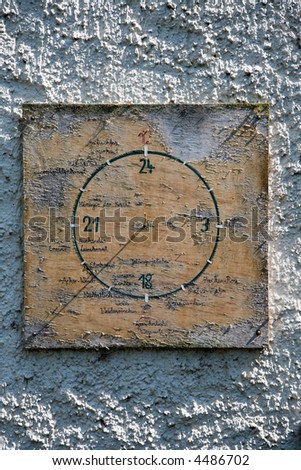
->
0, 0, 300, 450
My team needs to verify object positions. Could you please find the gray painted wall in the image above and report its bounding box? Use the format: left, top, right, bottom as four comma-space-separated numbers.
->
0, 0, 300, 449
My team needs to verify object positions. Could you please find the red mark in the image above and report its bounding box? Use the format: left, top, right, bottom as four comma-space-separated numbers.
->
138, 129, 151, 145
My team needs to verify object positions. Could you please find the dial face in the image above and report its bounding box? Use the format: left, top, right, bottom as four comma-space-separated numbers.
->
73, 150, 220, 299
23, 104, 269, 349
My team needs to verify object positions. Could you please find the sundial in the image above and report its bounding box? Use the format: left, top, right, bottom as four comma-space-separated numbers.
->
23, 104, 269, 348
73, 149, 220, 299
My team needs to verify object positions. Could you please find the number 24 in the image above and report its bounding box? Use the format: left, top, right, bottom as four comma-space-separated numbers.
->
139, 158, 155, 174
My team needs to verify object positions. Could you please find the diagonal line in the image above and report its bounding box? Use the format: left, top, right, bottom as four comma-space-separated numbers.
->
25, 228, 144, 346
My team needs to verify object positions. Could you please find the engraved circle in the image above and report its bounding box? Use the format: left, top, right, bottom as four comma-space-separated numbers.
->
72, 150, 220, 299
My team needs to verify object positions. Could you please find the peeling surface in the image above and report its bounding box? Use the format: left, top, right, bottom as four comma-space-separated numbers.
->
22, 104, 268, 349
0, 0, 301, 450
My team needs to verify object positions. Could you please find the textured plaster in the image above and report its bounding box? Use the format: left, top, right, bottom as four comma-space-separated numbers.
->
0, 0, 301, 450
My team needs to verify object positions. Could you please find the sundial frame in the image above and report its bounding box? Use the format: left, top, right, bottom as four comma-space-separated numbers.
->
22, 104, 269, 349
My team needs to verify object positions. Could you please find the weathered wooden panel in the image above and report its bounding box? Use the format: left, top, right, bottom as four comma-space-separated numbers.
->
22, 104, 269, 348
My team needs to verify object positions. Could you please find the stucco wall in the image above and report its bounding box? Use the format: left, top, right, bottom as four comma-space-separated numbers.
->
0, 0, 300, 449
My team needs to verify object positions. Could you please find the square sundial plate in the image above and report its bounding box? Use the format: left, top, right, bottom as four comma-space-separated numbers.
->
23, 104, 269, 349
